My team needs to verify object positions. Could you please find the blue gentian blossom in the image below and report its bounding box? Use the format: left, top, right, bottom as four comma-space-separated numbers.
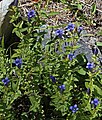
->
50, 75, 56, 83
78, 26, 83, 33
67, 53, 75, 61
59, 84, 65, 91
87, 88, 90, 95
66, 23, 75, 31
86, 62, 94, 70
69, 104, 79, 113
91, 98, 99, 108
27, 10, 36, 21
92, 47, 98, 55
14, 58, 22, 68
2, 77, 10, 86
55, 29, 64, 38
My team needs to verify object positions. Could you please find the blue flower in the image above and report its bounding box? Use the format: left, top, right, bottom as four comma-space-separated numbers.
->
66, 23, 75, 31
86, 62, 94, 70
67, 53, 75, 61
59, 84, 65, 91
27, 10, 36, 21
78, 26, 83, 33
87, 88, 90, 95
14, 58, 22, 68
50, 76, 56, 83
69, 104, 79, 113
92, 47, 98, 55
91, 98, 99, 108
2, 77, 10, 86
55, 29, 64, 38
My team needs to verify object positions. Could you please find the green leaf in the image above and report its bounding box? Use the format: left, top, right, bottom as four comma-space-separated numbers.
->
93, 85, 102, 96
91, 3, 96, 14
77, 3, 83, 10
12, 28, 17, 33
96, 42, 102, 47
0, 104, 4, 112
20, 28, 28, 33
15, 31, 20, 37
0, 74, 3, 79
47, 12, 60, 17
11, 53, 19, 58
85, 82, 89, 88
78, 68, 86, 75
10, 91, 21, 105
15, 31, 24, 39
29, 95, 40, 112
12, 82, 17, 91
19, 21, 24, 28
97, 29, 102, 36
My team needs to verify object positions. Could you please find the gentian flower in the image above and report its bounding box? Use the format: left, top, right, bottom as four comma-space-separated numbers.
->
50, 75, 56, 83
87, 88, 90, 95
2, 77, 10, 86
78, 26, 83, 33
27, 10, 36, 21
55, 29, 64, 38
59, 84, 65, 91
86, 62, 94, 70
67, 53, 75, 61
66, 23, 75, 31
69, 104, 79, 113
91, 98, 99, 108
14, 58, 22, 68
92, 47, 98, 55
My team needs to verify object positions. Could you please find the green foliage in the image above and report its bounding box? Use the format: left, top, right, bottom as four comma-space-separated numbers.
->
0, 0, 102, 120
91, 3, 96, 15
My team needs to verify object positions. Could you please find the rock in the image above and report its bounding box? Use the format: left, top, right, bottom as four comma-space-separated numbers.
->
39, 25, 102, 62
0, 0, 18, 43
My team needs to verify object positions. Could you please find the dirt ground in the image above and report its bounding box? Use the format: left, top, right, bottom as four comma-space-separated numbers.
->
19, 0, 102, 43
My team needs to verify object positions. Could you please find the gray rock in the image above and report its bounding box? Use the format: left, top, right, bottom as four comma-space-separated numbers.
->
0, 0, 18, 41
38, 25, 102, 62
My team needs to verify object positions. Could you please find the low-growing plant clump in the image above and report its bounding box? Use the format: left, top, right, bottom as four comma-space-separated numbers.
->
0, 0, 102, 119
